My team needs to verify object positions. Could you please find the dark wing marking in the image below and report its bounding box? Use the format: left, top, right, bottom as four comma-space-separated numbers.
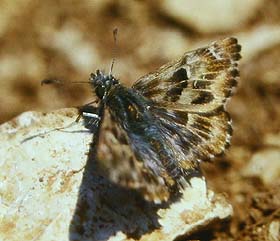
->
133, 37, 241, 113
96, 109, 170, 202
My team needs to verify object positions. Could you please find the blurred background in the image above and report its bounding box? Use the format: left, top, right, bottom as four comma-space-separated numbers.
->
1, 0, 279, 240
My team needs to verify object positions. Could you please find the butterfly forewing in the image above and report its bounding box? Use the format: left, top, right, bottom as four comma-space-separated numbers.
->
133, 37, 241, 112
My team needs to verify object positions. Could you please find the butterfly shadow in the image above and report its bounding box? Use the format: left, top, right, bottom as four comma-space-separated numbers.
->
68, 107, 173, 241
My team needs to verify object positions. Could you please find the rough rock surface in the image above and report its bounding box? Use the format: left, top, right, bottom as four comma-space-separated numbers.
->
0, 109, 232, 241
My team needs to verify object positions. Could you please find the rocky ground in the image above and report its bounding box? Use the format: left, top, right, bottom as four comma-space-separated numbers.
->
0, 1, 279, 240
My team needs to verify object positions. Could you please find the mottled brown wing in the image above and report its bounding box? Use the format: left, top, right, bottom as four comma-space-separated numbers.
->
97, 109, 170, 202
133, 37, 241, 112
132, 37, 241, 162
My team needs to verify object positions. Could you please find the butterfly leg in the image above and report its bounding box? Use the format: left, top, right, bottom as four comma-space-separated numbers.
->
20, 117, 85, 143
77, 103, 102, 131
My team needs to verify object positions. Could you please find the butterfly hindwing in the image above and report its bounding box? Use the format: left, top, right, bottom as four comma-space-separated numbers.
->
150, 106, 232, 164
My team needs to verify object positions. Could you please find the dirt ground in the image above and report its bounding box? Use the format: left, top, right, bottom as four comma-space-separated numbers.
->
0, 1, 279, 240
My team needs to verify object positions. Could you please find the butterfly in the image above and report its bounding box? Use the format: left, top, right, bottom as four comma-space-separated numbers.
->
80, 37, 241, 202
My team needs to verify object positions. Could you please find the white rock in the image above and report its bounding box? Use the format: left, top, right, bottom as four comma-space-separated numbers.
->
160, 0, 263, 33
242, 148, 280, 184
0, 109, 92, 241
0, 109, 233, 241
268, 221, 280, 241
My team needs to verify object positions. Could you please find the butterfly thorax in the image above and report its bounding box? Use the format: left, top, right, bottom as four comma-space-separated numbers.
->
90, 69, 119, 99
106, 85, 153, 130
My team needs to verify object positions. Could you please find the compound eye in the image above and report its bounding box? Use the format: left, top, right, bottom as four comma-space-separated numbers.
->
90, 73, 96, 80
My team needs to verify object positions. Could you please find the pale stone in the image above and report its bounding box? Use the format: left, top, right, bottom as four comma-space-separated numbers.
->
0, 109, 233, 241
265, 133, 280, 147
238, 25, 280, 61
242, 148, 280, 184
0, 109, 92, 241
160, 0, 263, 33
268, 221, 280, 241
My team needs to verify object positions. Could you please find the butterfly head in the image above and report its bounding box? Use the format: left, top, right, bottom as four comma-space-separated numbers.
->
90, 69, 119, 99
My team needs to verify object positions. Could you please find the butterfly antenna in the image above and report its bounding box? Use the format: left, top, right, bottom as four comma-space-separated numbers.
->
41, 79, 92, 86
41, 79, 63, 86
109, 28, 118, 76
